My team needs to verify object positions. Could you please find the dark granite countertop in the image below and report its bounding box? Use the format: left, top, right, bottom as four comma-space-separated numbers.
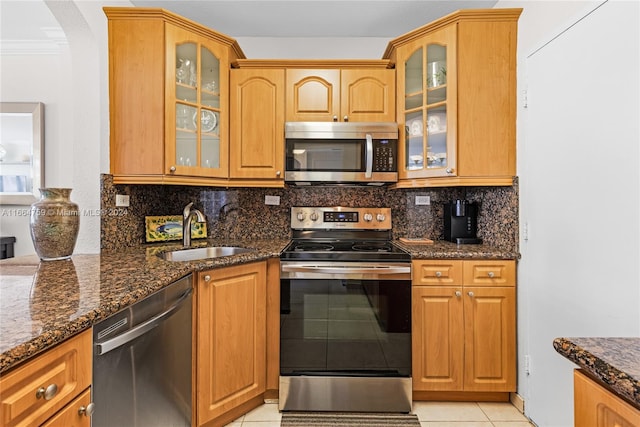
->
553, 337, 640, 408
0, 239, 289, 374
0, 238, 518, 374
394, 240, 520, 259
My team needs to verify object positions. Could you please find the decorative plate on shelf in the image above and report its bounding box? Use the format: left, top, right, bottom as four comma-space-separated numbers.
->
145, 215, 207, 242
195, 110, 217, 133
409, 120, 423, 136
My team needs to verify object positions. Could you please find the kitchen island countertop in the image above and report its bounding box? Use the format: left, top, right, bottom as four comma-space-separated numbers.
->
553, 337, 640, 409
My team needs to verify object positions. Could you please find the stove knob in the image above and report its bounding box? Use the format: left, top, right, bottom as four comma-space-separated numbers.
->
296, 211, 306, 221
310, 211, 319, 221
376, 213, 386, 222
363, 213, 373, 222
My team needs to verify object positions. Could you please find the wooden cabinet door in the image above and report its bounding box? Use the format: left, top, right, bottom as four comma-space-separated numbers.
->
0, 330, 92, 427
230, 69, 285, 181
165, 23, 230, 179
196, 262, 267, 426
574, 369, 640, 427
286, 69, 340, 121
412, 286, 464, 391
340, 69, 395, 122
395, 24, 458, 181
462, 286, 516, 392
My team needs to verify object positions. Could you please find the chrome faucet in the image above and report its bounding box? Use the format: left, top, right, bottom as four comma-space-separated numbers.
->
183, 202, 206, 248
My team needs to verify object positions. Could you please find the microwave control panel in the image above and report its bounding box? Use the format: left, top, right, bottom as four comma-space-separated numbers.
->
373, 140, 396, 172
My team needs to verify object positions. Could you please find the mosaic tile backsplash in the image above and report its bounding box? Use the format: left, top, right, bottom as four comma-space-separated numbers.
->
101, 174, 519, 252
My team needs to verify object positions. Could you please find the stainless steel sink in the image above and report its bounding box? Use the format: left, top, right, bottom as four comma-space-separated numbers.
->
159, 246, 253, 262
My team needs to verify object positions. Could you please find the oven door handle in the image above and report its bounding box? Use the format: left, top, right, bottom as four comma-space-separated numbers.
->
281, 263, 410, 275
365, 133, 373, 178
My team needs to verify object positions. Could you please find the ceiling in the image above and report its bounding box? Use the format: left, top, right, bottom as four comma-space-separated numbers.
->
129, 0, 498, 38
1, 0, 499, 42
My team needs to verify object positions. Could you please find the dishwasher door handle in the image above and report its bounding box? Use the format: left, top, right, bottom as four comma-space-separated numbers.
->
95, 288, 193, 355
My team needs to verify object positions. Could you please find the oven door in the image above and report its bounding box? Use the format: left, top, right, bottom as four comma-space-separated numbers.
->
280, 261, 411, 376
279, 261, 412, 411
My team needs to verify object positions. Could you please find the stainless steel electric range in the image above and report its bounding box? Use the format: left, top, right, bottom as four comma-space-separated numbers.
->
279, 207, 412, 413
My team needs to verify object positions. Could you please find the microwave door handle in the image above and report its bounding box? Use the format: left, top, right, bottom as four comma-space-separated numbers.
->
365, 134, 373, 178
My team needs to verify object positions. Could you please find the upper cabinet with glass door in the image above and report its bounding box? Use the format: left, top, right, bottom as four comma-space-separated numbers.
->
104, 7, 244, 186
168, 25, 228, 179
401, 25, 456, 180
385, 9, 522, 188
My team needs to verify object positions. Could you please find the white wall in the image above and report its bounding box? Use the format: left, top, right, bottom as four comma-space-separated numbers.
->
497, 0, 640, 425
0, 0, 125, 256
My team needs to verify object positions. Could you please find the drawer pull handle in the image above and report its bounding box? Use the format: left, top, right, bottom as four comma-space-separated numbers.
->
455, 291, 462, 297
78, 403, 96, 417
36, 384, 58, 401
468, 291, 475, 297
435, 271, 442, 278
488, 271, 495, 278
203, 275, 211, 282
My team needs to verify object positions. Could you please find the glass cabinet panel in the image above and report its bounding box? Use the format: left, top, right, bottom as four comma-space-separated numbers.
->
402, 39, 450, 177
173, 41, 222, 172
199, 46, 220, 169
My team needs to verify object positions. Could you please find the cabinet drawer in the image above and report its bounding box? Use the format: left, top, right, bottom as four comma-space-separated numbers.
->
463, 260, 515, 286
40, 388, 92, 427
0, 330, 92, 427
412, 260, 463, 285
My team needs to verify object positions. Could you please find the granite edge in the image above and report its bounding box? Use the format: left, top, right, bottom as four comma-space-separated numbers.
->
553, 337, 640, 408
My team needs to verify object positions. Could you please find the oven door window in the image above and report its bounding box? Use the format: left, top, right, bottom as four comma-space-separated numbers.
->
280, 278, 411, 377
286, 139, 364, 171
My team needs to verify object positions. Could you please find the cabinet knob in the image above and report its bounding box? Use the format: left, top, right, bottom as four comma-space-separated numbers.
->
333, 115, 338, 122
488, 271, 495, 278
468, 291, 475, 297
203, 275, 211, 282
276, 170, 281, 176
169, 166, 176, 173
343, 115, 349, 122
78, 403, 96, 417
36, 384, 58, 401
455, 291, 462, 297
445, 168, 454, 174
435, 271, 442, 278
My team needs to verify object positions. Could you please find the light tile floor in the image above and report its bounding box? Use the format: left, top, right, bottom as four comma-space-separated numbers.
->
224, 401, 536, 426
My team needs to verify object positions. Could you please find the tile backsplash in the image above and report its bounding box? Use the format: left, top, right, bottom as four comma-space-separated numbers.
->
101, 174, 518, 252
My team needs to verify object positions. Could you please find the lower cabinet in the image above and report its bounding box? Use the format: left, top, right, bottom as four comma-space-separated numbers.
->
0, 330, 93, 427
196, 261, 267, 427
574, 369, 640, 427
412, 259, 516, 395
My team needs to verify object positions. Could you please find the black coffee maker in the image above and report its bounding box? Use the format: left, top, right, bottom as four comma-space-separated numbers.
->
444, 200, 482, 244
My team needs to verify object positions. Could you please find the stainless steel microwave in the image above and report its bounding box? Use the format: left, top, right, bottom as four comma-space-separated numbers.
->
284, 122, 399, 186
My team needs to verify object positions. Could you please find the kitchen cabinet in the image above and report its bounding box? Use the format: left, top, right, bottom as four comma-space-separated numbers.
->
574, 369, 640, 427
196, 261, 267, 426
286, 67, 395, 122
104, 8, 244, 186
229, 69, 285, 185
385, 9, 521, 187
0, 330, 92, 427
412, 259, 516, 395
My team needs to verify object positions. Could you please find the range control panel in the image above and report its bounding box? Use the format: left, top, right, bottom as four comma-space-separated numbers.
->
291, 207, 392, 230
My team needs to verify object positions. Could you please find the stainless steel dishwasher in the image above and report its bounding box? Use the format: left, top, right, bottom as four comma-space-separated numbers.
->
92, 274, 193, 427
